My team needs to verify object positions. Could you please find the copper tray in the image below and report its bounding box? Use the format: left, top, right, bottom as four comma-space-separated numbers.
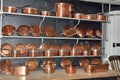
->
17, 25, 30, 36
79, 58, 89, 68
61, 58, 72, 68
22, 7, 37, 14
3, 6, 17, 13
25, 59, 39, 71
61, 43, 72, 55
91, 58, 101, 65
1, 43, 13, 57
39, 43, 50, 51
44, 25, 56, 37
15, 43, 26, 56
30, 25, 42, 37
2, 25, 15, 36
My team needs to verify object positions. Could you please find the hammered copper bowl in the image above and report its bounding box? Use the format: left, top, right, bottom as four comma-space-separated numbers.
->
65, 65, 77, 74
3, 6, 17, 13
40, 11, 50, 16
22, 7, 37, 14
2, 25, 15, 36
17, 25, 30, 36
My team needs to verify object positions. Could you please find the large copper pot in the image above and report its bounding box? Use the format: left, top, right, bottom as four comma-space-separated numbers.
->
54, 3, 73, 17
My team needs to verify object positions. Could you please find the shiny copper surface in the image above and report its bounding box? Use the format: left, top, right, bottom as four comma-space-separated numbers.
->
15, 43, 26, 56
43, 59, 55, 65
91, 43, 101, 50
54, 2, 73, 17
59, 49, 68, 56
44, 25, 56, 37
73, 13, 84, 19
70, 49, 78, 56
44, 49, 56, 57
61, 43, 72, 55
17, 25, 30, 36
86, 28, 95, 38
73, 44, 83, 55
82, 43, 91, 56
91, 58, 101, 65
82, 14, 94, 20
50, 44, 60, 56
11, 50, 20, 57
22, 7, 37, 14
25, 59, 38, 71
30, 25, 42, 37
61, 58, 72, 68
94, 14, 106, 20
40, 11, 50, 16
79, 58, 89, 68
39, 43, 50, 51
65, 65, 77, 74
95, 29, 102, 38
2, 25, 15, 36
1, 43, 13, 57
91, 49, 101, 56
3, 6, 17, 13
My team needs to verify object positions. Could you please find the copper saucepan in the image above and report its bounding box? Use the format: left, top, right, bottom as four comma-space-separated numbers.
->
94, 14, 106, 21
61, 58, 72, 68
40, 11, 51, 16
3, 6, 17, 13
22, 7, 37, 14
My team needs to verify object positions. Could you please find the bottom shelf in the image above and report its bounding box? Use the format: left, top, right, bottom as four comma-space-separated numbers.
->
0, 69, 118, 80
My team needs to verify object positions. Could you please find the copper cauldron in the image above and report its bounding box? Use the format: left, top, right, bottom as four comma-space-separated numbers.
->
54, 2, 73, 17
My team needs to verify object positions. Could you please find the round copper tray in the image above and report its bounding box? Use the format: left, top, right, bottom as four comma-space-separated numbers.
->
61, 58, 72, 68
61, 43, 72, 55
39, 43, 50, 51
1, 43, 13, 57
25, 59, 38, 71
43, 25, 56, 37
62, 25, 76, 37
30, 25, 42, 37
91, 58, 101, 65
15, 43, 26, 56
73, 44, 83, 55
79, 58, 89, 68
2, 25, 15, 36
17, 25, 30, 36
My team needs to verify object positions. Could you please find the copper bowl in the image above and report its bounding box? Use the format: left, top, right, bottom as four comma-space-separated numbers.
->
2, 25, 15, 36
73, 13, 84, 19
61, 58, 72, 68
94, 14, 106, 21
17, 25, 30, 36
65, 65, 77, 74
3, 6, 17, 13
22, 7, 37, 14
40, 11, 50, 16
30, 25, 42, 37
12, 66, 30, 76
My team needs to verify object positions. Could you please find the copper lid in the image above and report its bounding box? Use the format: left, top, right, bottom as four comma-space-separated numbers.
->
62, 25, 76, 37
61, 43, 72, 55
2, 25, 15, 36
17, 25, 30, 36
39, 43, 50, 51
86, 28, 95, 38
25, 59, 38, 71
15, 43, 26, 56
44, 25, 56, 37
91, 58, 101, 65
1, 43, 13, 57
61, 58, 72, 68
30, 25, 42, 37
79, 58, 89, 68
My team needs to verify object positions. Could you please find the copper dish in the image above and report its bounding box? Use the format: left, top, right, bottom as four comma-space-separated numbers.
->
25, 59, 39, 71
22, 7, 37, 14
73, 13, 84, 19
12, 66, 30, 76
54, 2, 73, 17
86, 28, 95, 38
17, 25, 30, 36
15, 43, 26, 56
72, 44, 83, 55
26, 43, 38, 57
74, 25, 86, 38
2, 25, 15, 36
50, 44, 60, 56
40, 11, 50, 16
82, 14, 94, 20
3, 6, 17, 13
39, 43, 50, 51
94, 14, 106, 21
61, 58, 72, 68
79, 58, 89, 68
62, 25, 76, 37
1, 43, 13, 57
44, 25, 56, 37
95, 29, 102, 38
30, 25, 42, 37
91, 58, 101, 65
65, 65, 77, 74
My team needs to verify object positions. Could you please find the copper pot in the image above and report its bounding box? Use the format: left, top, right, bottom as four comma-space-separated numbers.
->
95, 29, 102, 38
61, 58, 72, 68
82, 14, 94, 20
43, 59, 55, 65
65, 65, 77, 74
39, 43, 50, 51
79, 58, 89, 68
40, 11, 50, 16
73, 13, 84, 19
50, 44, 60, 56
91, 58, 101, 65
73, 44, 83, 55
22, 7, 37, 14
2, 25, 15, 36
11, 50, 20, 57
59, 49, 68, 56
3, 6, 17, 13
70, 49, 78, 56
91, 43, 101, 50
54, 2, 73, 17
44, 49, 56, 57
86, 28, 95, 38
12, 66, 30, 76
94, 14, 106, 20
91, 49, 101, 56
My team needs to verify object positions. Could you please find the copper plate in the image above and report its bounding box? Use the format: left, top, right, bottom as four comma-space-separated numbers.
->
17, 25, 30, 36
44, 25, 56, 37
39, 43, 50, 51
61, 58, 72, 68
79, 58, 89, 68
25, 59, 38, 71
30, 25, 42, 37
2, 25, 15, 36
91, 58, 101, 65
15, 43, 26, 56
1, 43, 13, 57
61, 43, 72, 55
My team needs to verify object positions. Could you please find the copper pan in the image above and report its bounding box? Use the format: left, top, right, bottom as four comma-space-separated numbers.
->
65, 65, 77, 74
11, 50, 20, 57
91, 43, 101, 50
73, 13, 84, 19
3, 6, 17, 13
59, 49, 68, 56
1, 43, 13, 57
25, 59, 38, 71
94, 14, 106, 21
39, 43, 50, 52
22, 7, 37, 14
91, 49, 101, 56
79, 58, 89, 68
50, 44, 60, 56
43, 59, 55, 65
61, 58, 72, 68
70, 49, 78, 56
86, 28, 95, 38
30, 25, 42, 37
2, 25, 15, 36
73, 44, 83, 55
40, 11, 50, 16
17, 25, 30, 36
44, 25, 56, 37
44, 49, 56, 57
82, 14, 94, 20
95, 29, 102, 38
91, 58, 101, 65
